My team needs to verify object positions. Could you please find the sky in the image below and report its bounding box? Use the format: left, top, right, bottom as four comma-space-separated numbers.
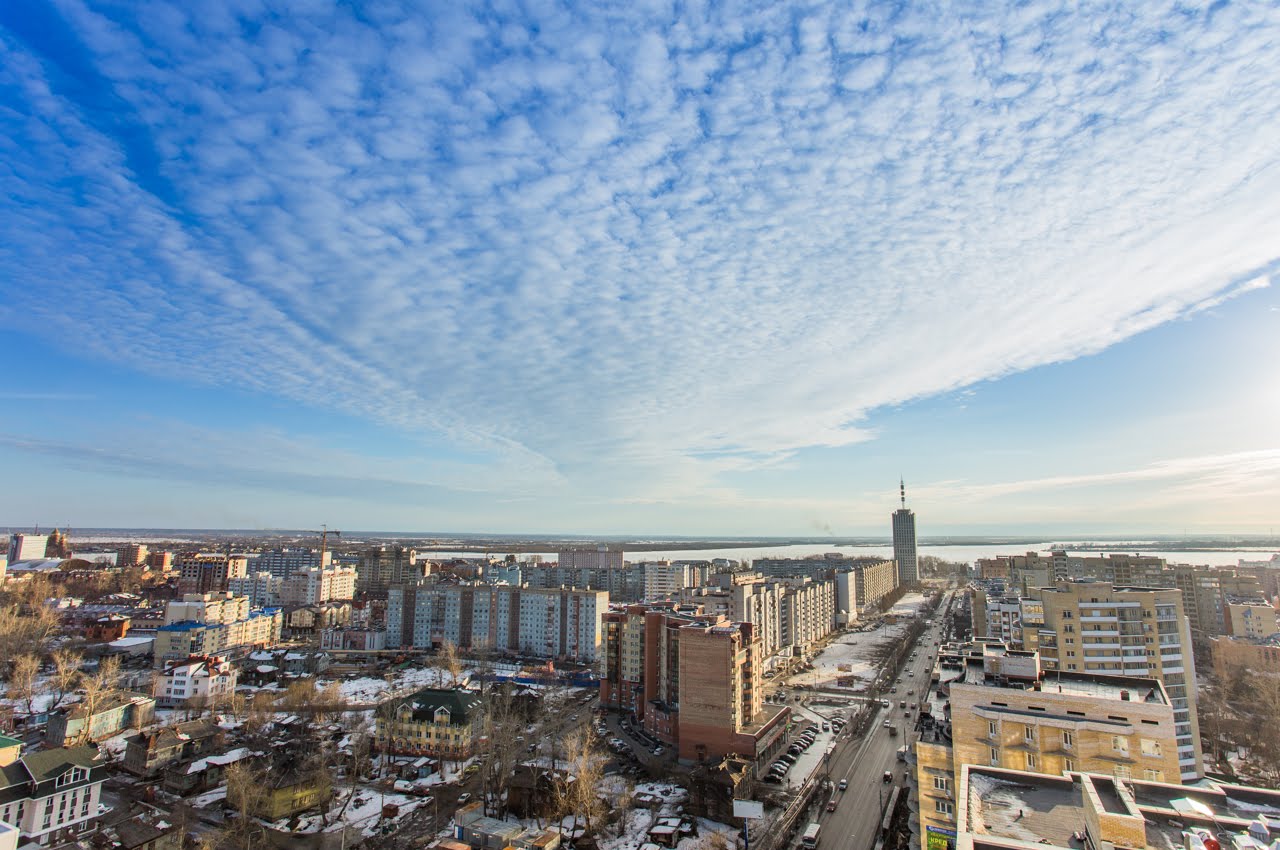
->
1, 0, 1279, 537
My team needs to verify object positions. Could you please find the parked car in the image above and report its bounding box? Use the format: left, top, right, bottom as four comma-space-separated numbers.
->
458, 793, 472, 804
827, 800, 838, 812
652, 747, 664, 756
838, 779, 848, 791
883, 771, 893, 783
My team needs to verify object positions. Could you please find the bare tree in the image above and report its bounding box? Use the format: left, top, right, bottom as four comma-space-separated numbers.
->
49, 647, 83, 712
74, 655, 123, 742
0, 600, 60, 662
438, 640, 464, 687
8, 653, 43, 720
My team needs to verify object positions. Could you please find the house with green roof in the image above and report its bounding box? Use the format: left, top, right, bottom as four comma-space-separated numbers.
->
0, 740, 107, 846
375, 687, 485, 759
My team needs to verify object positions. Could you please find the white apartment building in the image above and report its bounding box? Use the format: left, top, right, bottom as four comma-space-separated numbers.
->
164, 592, 251, 625
643, 561, 692, 601
152, 655, 237, 708
227, 572, 282, 608
252, 547, 328, 579
0, 737, 106, 848
282, 566, 357, 605
439, 585, 608, 663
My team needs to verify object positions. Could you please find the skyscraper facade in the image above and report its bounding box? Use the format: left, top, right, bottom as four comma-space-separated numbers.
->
892, 479, 918, 585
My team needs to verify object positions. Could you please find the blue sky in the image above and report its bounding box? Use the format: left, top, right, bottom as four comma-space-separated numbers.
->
1, 1, 1279, 536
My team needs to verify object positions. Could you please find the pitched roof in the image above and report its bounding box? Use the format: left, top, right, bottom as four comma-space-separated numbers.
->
394, 687, 484, 725
20, 745, 100, 782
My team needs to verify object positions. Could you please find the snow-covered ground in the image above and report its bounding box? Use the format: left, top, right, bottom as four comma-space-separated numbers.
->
319, 666, 472, 705
787, 593, 930, 692
286, 789, 428, 838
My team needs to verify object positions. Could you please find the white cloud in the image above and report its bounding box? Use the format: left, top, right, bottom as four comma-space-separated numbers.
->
1, 0, 1280, 508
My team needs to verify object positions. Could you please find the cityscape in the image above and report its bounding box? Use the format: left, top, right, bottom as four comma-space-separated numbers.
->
1, 513, 1279, 850
2, 2, 1280, 850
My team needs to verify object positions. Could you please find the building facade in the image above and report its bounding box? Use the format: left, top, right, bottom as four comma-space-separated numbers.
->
375, 688, 484, 759
1031, 582, 1202, 780
892, 480, 918, 586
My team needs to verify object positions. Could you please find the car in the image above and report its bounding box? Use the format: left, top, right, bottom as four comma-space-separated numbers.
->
890, 686, 897, 694
838, 779, 848, 791
652, 747, 664, 756
827, 800, 838, 812
883, 719, 891, 728
762, 773, 781, 783
907, 670, 915, 677
463, 764, 480, 776
458, 793, 472, 804
883, 771, 893, 783
881, 699, 891, 708
907, 690, 914, 696
569, 714, 579, 721
822, 722, 830, 732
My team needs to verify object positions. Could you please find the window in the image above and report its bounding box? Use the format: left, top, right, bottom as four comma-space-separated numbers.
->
934, 776, 950, 792
935, 800, 954, 815
1115, 765, 1132, 780
1026, 753, 1038, 770
1112, 736, 1128, 753
990, 748, 999, 766
1024, 726, 1035, 742
1144, 769, 1165, 782
1064, 758, 1076, 772
988, 721, 998, 737
1061, 731, 1074, 749
1140, 739, 1162, 757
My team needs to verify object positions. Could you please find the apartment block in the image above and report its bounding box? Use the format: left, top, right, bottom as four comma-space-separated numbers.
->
116, 543, 149, 567
386, 581, 446, 649
252, 547, 328, 579
227, 571, 282, 607
914, 643, 1182, 850
599, 606, 790, 771
1223, 599, 1277, 639
356, 545, 422, 596
152, 655, 237, 709
282, 565, 357, 605
436, 585, 607, 662
643, 561, 692, 601
154, 594, 282, 665
940, 763, 1280, 850
176, 552, 249, 594
558, 547, 623, 571
1031, 582, 1201, 780
523, 560, 646, 603
1208, 634, 1280, 677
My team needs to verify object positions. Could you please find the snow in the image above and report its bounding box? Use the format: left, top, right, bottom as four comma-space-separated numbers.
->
789, 593, 930, 692
287, 789, 427, 837
319, 666, 474, 705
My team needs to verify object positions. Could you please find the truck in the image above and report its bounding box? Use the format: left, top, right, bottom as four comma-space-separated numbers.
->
801, 823, 822, 849
888, 725, 898, 737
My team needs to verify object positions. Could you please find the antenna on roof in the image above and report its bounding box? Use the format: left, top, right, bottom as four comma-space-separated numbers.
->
900, 478, 906, 509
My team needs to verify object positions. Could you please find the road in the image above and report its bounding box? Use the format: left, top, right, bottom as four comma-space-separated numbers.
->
799, 592, 955, 850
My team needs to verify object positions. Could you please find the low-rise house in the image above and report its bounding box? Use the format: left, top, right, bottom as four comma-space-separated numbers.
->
454, 802, 561, 850
44, 692, 156, 748
249, 754, 331, 821
122, 718, 223, 778
0, 736, 107, 847
374, 688, 484, 759
85, 614, 132, 642
162, 746, 253, 796
94, 800, 183, 850
152, 655, 236, 709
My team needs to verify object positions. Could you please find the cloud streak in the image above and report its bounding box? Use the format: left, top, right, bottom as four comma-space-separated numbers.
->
2, 1, 1280, 504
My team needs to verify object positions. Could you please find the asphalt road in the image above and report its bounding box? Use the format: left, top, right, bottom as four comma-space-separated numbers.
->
803, 593, 955, 850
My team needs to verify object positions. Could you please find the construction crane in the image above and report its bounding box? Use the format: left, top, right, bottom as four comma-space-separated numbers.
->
310, 524, 341, 566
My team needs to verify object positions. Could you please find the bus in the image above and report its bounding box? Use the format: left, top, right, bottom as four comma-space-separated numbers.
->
801, 823, 821, 849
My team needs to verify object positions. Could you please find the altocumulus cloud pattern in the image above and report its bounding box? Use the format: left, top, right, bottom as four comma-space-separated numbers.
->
2, 0, 1280, 493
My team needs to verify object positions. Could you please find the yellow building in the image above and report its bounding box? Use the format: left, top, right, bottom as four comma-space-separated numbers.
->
376, 687, 484, 759
1029, 582, 1201, 780
915, 643, 1181, 850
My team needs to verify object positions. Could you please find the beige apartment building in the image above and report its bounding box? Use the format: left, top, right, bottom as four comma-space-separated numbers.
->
1030, 582, 1200, 780
915, 643, 1182, 850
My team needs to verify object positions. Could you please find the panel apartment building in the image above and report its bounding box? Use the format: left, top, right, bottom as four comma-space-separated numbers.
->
176, 552, 249, 595
386, 582, 607, 663
1032, 582, 1202, 780
153, 592, 283, 666
599, 604, 790, 770
914, 642, 1183, 850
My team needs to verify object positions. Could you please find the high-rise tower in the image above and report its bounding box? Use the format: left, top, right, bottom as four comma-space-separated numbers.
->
891, 479, 918, 585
